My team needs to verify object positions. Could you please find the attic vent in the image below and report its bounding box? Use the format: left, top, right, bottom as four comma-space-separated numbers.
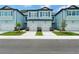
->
43, 7, 49, 9
5, 6, 9, 8
4, 6, 10, 9
44, 7, 48, 9
70, 6, 75, 8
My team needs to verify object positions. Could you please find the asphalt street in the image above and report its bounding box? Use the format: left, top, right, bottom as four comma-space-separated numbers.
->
0, 39, 79, 54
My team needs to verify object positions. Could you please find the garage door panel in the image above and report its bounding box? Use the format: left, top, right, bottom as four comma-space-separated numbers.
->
27, 21, 52, 31
66, 25, 79, 31
0, 24, 14, 31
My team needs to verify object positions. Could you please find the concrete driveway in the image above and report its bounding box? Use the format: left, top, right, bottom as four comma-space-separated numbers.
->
43, 31, 56, 36
22, 31, 56, 36
22, 31, 36, 36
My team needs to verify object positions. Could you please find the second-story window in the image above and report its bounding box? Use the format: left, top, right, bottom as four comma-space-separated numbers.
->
72, 11, 76, 16
29, 12, 31, 17
0, 11, 13, 16
43, 12, 45, 16
67, 11, 79, 16
5, 12, 8, 16
48, 12, 50, 16
40, 12, 42, 17
46, 12, 48, 16
67, 11, 71, 16
77, 11, 79, 15
11, 11, 13, 16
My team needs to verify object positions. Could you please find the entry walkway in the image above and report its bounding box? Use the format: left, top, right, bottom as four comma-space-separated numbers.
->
43, 31, 56, 36
22, 31, 56, 37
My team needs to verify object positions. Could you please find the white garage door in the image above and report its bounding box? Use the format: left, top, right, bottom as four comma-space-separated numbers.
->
42, 27, 50, 31
29, 27, 37, 31
27, 21, 52, 31
66, 21, 79, 31
0, 24, 14, 31
27, 21, 37, 31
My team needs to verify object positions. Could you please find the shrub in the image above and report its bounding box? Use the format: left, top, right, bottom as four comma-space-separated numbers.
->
16, 22, 21, 32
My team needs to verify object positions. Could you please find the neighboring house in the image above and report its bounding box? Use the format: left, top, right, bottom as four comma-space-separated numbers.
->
21, 7, 54, 31
0, 6, 26, 31
55, 5, 79, 31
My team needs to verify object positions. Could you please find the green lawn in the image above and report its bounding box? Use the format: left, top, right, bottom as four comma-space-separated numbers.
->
0, 31, 25, 36
53, 31, 79, 36
36, 31, 43, 36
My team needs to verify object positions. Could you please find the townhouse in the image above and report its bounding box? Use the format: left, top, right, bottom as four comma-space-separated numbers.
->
0, 6, 26, 31
21, 7, 54, 31
55, 5, 79, 31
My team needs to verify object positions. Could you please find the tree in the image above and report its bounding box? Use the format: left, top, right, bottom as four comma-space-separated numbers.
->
61, 20, 66, 31
16, 22, 21, 32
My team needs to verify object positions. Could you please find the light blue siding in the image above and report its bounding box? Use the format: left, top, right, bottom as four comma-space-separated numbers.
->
55, 11, 63, 30
16, 11, 26, 29
55, 9, 79, 31
0, 10, 25, 31
0, 10, 16, 31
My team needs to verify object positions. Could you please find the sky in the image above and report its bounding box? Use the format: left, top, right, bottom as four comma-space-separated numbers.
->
0, 5, 69, 13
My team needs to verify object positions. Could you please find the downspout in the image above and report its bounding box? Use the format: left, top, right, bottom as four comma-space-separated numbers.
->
16, 11, 17, 27
62, 10, 63, 31
15, 11, 17, 30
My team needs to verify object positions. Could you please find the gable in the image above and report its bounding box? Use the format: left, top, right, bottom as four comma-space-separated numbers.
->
38, 7, 52, 11
67, 5, 79, 9
0, 6, 14, 10
55, 5, 79, 16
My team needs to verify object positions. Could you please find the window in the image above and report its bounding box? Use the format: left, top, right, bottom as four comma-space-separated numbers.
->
5, 12, 7, 16
77, 11, 79, 15
42, 12, 45, 16
67, 11, 79, 16
11, 11, 13, 16
48, 12, 50, 16
40, 12, 42, 17
34, 13, 37, 17
67, 11, 71, 16
1, 11, 4, 16
45, 12, 48, 16
37, 12, 38, 17
0, 11, 13, 16
29, 12, 31, 17
72, 11, 76, 16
